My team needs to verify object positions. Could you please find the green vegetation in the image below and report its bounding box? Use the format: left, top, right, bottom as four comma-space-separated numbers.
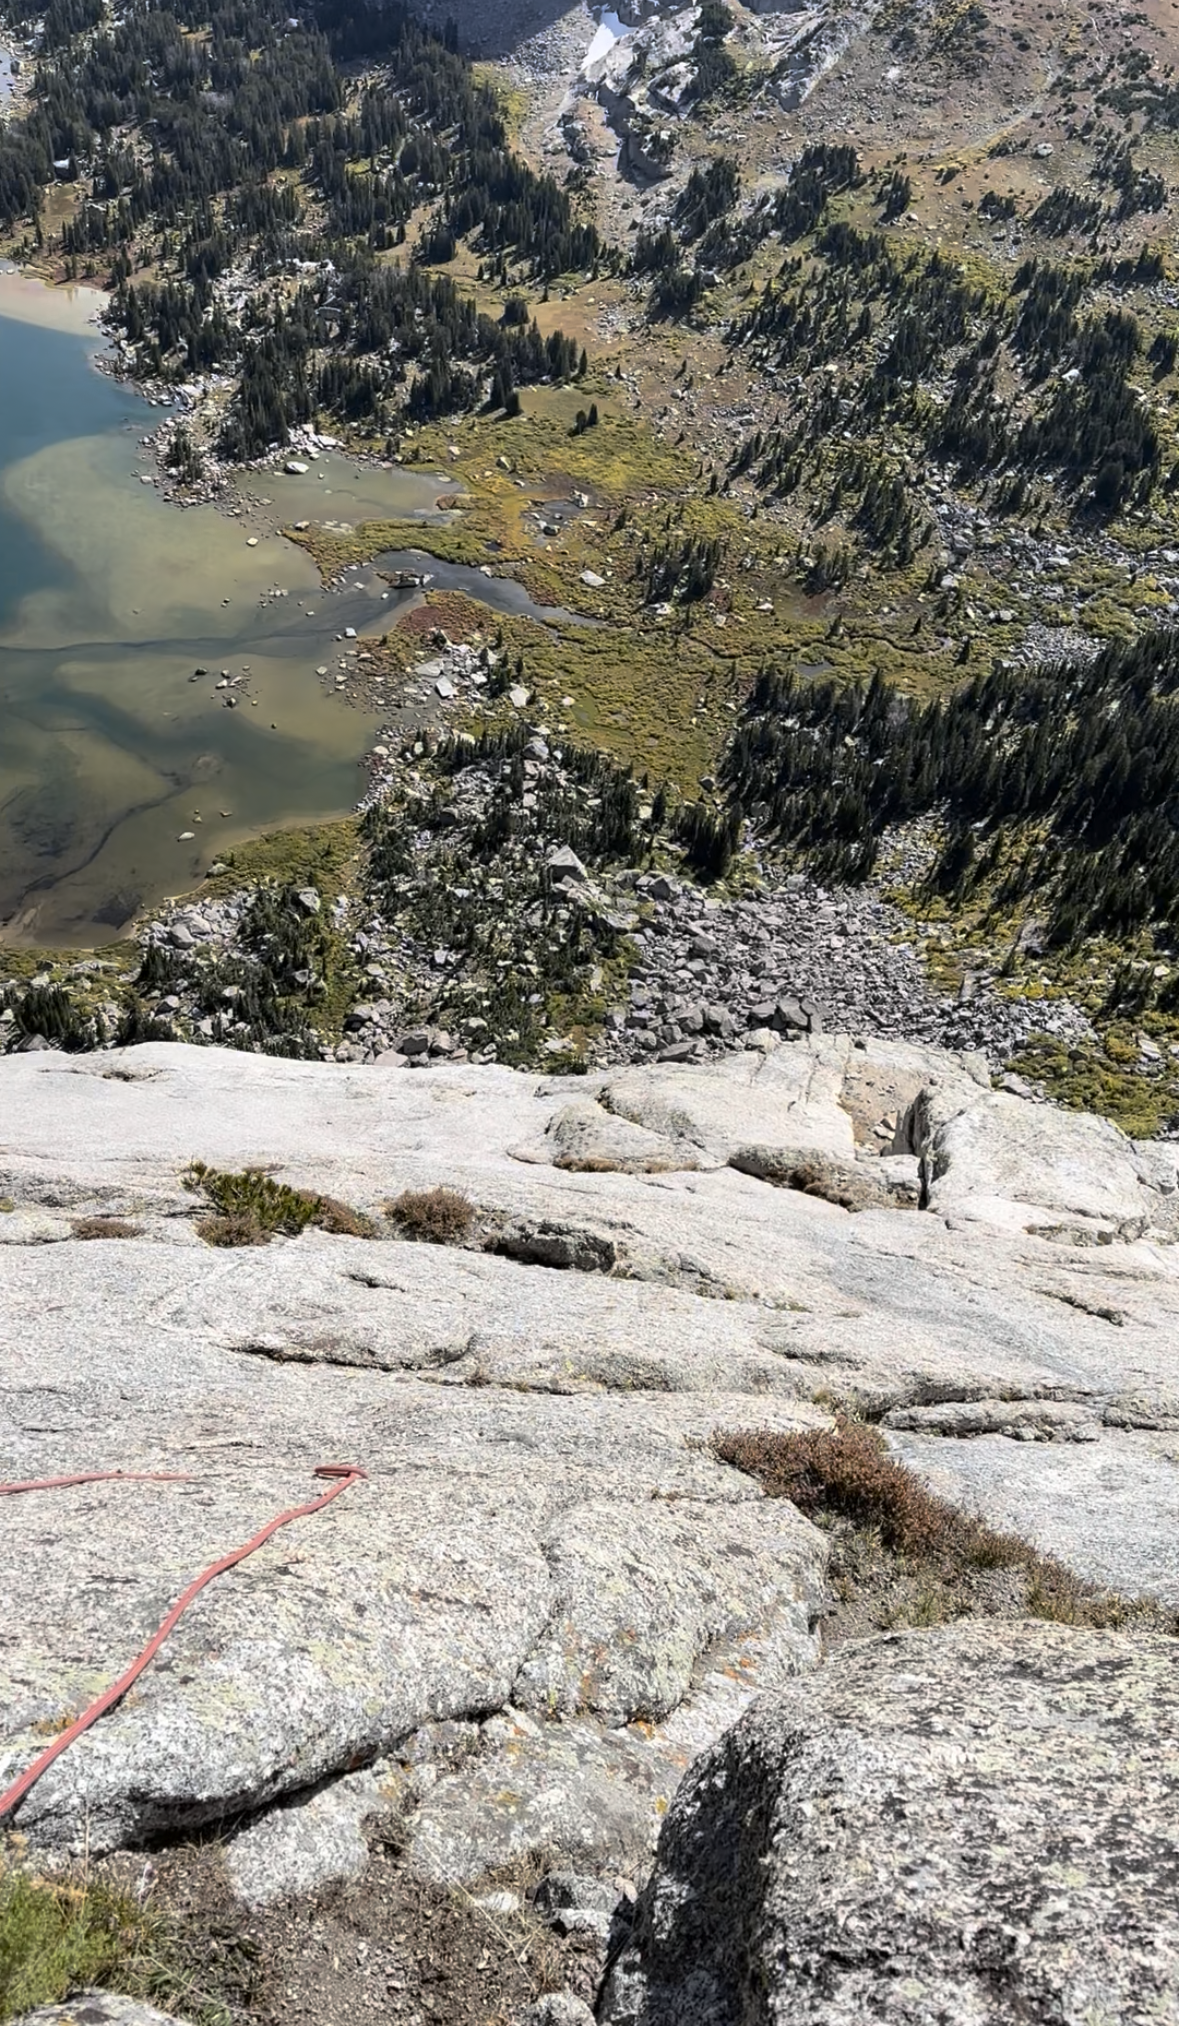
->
3, 982, 97, 1051
772, 144, 863, 244
0, 1863, 221, 2025
724, 223, 1172, 526
361, 722, 651, 1065
0, 0, 613, 454
619, 132, 1177, 539
676, 800, 741, 882
1005, 1036, 1173, 1140
203, 819, 360, 904
707, 631, 1179, 1125
130, 865, 354, 1058
184, 1161, 375, 1244
0, 0, 1175, 1148
1, 827, 366, 1065
724, 632, 1179, 946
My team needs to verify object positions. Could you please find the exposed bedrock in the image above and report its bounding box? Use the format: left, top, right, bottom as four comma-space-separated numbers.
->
600, 1621, 1179, 2024
0, 1038, 1177, 1909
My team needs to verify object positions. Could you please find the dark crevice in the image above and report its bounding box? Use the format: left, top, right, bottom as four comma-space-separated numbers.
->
487, 1226, 617, 1273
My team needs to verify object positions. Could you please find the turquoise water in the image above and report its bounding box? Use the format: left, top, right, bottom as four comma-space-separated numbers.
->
0, 313, 123, 601
0, 278, 448, 946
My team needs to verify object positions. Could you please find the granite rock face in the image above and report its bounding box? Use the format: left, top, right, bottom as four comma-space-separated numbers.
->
914, 1079, 1176, 1240
600, 1621, 1179, 2026
224, 1760, 403, 1909
0, 1040, 1177, 1899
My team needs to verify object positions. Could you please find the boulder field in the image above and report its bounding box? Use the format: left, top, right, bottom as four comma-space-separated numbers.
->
2, 1035, 1178, 2015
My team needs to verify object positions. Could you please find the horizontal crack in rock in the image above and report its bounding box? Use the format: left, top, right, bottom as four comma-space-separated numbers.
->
1035, 1286, 1129, 1326
230, 1335, 473, 1370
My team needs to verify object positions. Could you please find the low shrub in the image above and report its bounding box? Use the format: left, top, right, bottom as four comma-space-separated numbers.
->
386, 1187, 475, 1245
70, 1217, 143, 1240
184, 1164, 375, 1246
714, 1419, 1171, 1631
195, 1211, 271, 1248
715, 1420, 994, 1561
305, 1198, 376, 1239
12, 985, 89, 1051
0, 1866, 167, 2021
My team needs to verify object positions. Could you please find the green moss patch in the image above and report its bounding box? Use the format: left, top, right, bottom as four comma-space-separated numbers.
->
1005, 1037, 1177, 1140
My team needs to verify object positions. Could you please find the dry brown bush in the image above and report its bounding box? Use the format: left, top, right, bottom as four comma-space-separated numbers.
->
70, 1217, 143, 1240
195, 1211, 271, 1248
313, 1195, 378, 1238
387, 1187, 476, 1245
715, 1420, 993, 1562
714, 1420, 1173, 1634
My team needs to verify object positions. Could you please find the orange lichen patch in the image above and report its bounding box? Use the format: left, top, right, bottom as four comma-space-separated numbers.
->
28, 1711, 80, 1739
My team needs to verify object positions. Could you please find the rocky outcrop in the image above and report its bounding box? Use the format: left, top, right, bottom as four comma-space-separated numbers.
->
18, 2001, 185, 2026
769, 2, 875, 110
1, 1037, 1178, 1905
913, 1078, 1175, 1240
586, 11, 698, 177
600, 1620, 1179, 2024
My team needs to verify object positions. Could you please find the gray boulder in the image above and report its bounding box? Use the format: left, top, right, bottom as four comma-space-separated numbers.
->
727, 1146, 894, 1212
518, 1997, 595, 2026
547, 846, 588, 885
16, 2001, 188, 2026
600, 1621, 1179, 2025
911, 1081, 1177, 1240
511, 1098, 700, 1174
225, 1760, 401, 1908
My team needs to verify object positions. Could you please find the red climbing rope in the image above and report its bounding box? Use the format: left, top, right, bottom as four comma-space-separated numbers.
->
0, 1471, 194, 1496
0, 1462, 368, 1824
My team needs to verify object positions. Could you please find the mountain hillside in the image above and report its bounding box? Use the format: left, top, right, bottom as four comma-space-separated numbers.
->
3, 2, 1179, 2019
1, 0, 1178, 1133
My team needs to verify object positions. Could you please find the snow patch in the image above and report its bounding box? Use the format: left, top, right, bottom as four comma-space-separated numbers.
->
584, 8, 627, 70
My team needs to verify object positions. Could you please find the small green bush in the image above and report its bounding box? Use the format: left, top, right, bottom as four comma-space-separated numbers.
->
13, 985, 88, 1051
184, 1163, 375, 1246
0, 1867, 165, 2021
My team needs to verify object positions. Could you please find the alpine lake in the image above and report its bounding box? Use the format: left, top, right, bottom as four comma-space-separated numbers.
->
0, 271, 455, 947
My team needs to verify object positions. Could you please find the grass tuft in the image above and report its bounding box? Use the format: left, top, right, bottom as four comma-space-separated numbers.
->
0, 1862, 216, 2025
70, 1217, 143, 1241
386, 1187, 476, 1245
